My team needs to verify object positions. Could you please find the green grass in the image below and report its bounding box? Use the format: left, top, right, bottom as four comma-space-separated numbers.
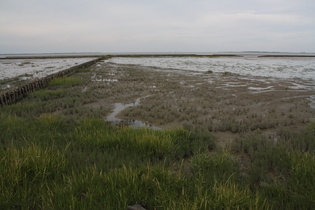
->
78, 68, 90, 72
49, 77, 83, 86
29, 89, 66, 101
18, 61, 33, 66
1, 112, 314, 209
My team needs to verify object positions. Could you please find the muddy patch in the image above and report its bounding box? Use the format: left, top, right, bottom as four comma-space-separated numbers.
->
84, 61, 315, 145
106, 97, 160, 130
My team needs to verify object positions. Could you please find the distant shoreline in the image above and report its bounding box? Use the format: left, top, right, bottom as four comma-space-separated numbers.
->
258, 55, 315, 58
1, 52, 315, 59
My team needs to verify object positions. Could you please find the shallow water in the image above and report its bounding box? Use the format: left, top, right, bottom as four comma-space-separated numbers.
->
0, 58, 97, 80
106, 97, 160, 130
108, 56, 315, 81
308, 95, 315, 109
106, 98, 141, 122
91, 73, 118, 82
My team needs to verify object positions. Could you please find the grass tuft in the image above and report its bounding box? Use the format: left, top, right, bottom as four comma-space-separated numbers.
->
49, 77, 83, 86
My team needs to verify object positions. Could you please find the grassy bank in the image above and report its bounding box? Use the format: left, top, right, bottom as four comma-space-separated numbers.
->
1, 113, 314, 209
1, 66, 315, 209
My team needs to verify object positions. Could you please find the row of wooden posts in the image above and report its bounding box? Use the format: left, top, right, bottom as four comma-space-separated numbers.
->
0, 57, 103, 107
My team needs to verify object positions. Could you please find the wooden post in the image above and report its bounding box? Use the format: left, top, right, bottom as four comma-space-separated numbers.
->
0, 94, 4, 106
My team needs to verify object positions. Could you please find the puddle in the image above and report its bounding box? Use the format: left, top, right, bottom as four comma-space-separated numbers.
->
214, 81, 248, 90
308, 95, 315, 109
94, 78, 118, 82
106, 97, 160, 130
91, 73, 118, 82
247, 86, 275, 94
106, 98, 141, 122
287, 82, 315, 90
248, 86, 274, 91
82, 87, 88, 92
221, 82, 248, 88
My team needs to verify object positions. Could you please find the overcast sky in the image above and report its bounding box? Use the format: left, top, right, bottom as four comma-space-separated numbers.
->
1, 0, 314, 53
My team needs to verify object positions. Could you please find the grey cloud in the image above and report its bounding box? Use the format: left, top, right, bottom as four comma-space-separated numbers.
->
0, 0, 314, 53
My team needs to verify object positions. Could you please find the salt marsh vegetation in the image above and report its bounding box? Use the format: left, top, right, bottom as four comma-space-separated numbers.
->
1, 58, 315, 209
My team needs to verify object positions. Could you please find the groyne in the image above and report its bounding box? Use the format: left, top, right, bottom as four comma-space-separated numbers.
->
0, 57, 103, 106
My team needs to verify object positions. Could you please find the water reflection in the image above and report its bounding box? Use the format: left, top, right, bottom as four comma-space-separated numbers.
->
106, 98, 160, 130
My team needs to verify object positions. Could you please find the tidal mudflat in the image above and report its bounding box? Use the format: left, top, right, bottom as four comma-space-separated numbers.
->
87, 60, 315, 145
0, 57, 97, 89
109, 55, 315, 81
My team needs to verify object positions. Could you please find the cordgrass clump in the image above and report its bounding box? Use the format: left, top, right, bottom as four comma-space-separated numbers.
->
0, 144, 67, 209
206, 70, 213, 74
78, 68, 90, 72
1, 111, 314, 209
49, 77, 83, 86
29, 89, 66, 101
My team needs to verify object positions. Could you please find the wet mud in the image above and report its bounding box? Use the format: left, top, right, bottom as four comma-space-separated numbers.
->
87, 61, 315, 144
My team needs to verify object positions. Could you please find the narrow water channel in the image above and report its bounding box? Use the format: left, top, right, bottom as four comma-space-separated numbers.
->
105, 97, 160, 130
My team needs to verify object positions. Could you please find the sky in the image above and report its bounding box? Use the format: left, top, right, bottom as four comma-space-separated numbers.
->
0, 0, 315, 54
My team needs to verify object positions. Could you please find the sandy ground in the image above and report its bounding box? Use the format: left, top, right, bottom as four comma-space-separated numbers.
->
86, 61, 315, 145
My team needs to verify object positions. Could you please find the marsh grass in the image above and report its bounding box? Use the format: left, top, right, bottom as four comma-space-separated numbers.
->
1, 111, 314, 209
1, 65, 315, 209
0, 143, 67, 209
78, 68, 90, 72
0, 116, 223, 209
49, 77, 83, 87
230, 130, 315, 209
0, 73, 108, 120
206, 70, 213, 74
18, 61, 32, 66
29, 89, 66, 101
